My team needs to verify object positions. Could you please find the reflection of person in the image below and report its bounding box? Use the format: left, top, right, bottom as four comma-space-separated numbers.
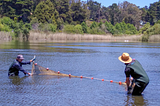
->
9, 76, 28, 85
125, 95, 148, 106
118, 53, 149, 95
8, 55, 36, 76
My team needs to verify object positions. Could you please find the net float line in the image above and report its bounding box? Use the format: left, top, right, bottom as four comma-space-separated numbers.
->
82, 76, 126, 85
31, 62, 126, 85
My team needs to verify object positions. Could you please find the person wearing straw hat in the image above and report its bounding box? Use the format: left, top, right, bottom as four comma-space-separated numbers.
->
118, 53, 149, 95
8, 55, 36, 76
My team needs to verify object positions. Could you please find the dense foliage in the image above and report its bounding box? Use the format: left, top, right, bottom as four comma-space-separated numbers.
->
0, 0, 160, 41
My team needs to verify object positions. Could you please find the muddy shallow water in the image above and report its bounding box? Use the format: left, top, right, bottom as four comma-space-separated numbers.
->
0, 41, 160, 106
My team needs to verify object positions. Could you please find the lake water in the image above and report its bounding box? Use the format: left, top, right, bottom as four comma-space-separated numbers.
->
0, 41, 160, 106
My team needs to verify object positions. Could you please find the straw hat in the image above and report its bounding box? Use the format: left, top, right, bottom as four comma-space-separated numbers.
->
118, 53, 132, 63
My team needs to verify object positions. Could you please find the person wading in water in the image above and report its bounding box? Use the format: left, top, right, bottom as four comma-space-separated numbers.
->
118, 53, 149, 95
8, 55, 36, 76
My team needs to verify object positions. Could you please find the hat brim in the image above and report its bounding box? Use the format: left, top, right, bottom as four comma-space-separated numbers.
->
118, 56, 132, 63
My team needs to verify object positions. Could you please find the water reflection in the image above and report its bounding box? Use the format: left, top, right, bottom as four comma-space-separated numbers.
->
0, 40, 31, 49
125, 95, 148, 106
9, 76, 28, 85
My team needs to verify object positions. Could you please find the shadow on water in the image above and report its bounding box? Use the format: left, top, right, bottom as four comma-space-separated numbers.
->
124, 95, 148, 106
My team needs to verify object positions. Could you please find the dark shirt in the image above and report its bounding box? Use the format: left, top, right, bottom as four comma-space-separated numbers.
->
8, 60, 31, 76
125, 60, 149, 84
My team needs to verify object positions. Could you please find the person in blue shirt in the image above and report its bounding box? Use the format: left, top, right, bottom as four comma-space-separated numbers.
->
118, 53, 149, 95
8, 55, 36, 76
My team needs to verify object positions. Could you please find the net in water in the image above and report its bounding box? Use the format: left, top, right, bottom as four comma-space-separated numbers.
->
31, 62, 78, 77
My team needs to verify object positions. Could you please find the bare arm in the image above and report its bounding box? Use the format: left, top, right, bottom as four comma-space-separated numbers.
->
126, 77, 130, 88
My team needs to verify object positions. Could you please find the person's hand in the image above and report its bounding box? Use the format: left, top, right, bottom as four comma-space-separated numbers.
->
127, 86, 132, 94
28, 73, 32, 76
31, 55, 36, 62
128, 86, 132, 91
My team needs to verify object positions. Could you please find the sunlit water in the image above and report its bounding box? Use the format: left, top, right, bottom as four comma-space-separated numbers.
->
0, 41, 160, 106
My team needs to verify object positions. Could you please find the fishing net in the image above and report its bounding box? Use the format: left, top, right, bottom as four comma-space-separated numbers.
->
31, 62, 79, 77
31, 62, 126, 85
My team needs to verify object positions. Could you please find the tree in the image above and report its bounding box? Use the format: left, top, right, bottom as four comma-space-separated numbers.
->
101, 6, 110, 22
70, 1, 86, 23
108, 3, 121, 25
0, 0, 33, 22
140, 7, 148, 22
118, 1, 142, 28
87, 0, 101, 21
0, 0, 16, 19
82, 1, 90, 20
34, 0, 56, 23
146, 1, 160, 25
55, 0, 72, 23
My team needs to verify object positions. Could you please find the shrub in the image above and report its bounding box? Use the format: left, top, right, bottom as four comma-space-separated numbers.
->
125, 30, 132, 35
0, 24, 5, 31
90, 21, 98, 29
88, 27, 106, 35
75, 24, 83, 34
1, 17, 15, 29
120, 21, 127, 33
105, 21, 116, 35
127, 23, 137, 34
142, 35, 149, 42
63, 25, 75, 33
81, 22, 88, 33
49, 24, 57, 32
139, 22, 150, 34
156, 20, 160, 24
30, 17, 39, 25
98, 21, 103, 28
115, 23, 122, 33
38, 23, 51, 32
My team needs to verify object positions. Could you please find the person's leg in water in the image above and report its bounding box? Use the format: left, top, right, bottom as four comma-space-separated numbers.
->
132, 82, 148, 95
127, 77, 135, 94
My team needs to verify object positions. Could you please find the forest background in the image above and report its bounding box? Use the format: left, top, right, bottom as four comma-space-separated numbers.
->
1, 0, 160, 42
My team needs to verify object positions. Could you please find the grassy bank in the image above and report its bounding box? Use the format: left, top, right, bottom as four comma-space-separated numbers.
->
0, 32, 12, 41
0, 31, 143, 42
148, 35, 160, 42
29, 31, 142, 42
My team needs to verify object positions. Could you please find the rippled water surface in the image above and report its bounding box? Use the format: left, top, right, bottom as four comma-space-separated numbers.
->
0, 41, 160, 106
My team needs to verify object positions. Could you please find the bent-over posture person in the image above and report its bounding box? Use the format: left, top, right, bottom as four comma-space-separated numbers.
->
8, 55, 36, 76
118, 53, 149, 95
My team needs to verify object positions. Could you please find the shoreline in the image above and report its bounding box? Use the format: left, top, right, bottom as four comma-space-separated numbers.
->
28, 31, 142, 42
0, 31, 145, 43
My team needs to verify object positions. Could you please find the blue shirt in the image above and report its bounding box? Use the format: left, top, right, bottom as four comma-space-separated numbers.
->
8, 59, 31, 76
